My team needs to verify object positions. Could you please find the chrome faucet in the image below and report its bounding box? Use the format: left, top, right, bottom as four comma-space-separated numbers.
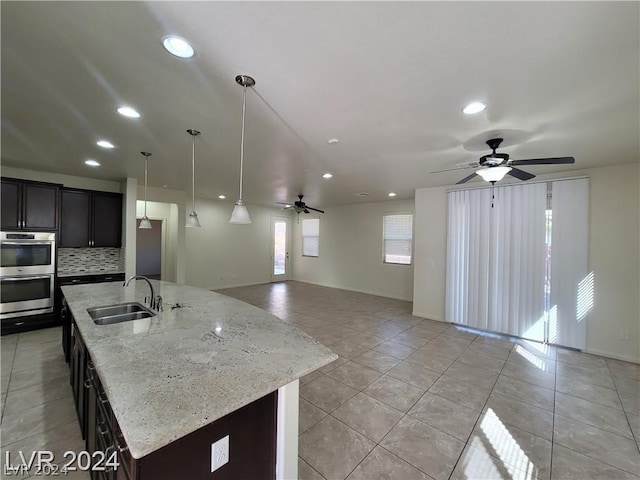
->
124, 275, 163, 311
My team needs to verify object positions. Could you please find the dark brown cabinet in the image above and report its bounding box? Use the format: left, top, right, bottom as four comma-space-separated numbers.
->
60, 189, 122, 248
70, 319, 87, 439
59, 274, 124, 363
1, 178, 60, 231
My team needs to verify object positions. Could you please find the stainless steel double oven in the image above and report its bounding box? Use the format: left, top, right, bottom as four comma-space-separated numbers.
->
1, 232, 56, 320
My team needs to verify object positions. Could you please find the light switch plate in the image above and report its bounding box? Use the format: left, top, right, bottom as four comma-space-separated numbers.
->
211, 435, 229, 472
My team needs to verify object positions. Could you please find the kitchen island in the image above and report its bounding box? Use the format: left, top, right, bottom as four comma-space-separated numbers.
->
61, 279, 336, 480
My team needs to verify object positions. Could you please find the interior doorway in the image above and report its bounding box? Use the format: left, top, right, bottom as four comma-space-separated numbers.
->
136, 219, 163, 280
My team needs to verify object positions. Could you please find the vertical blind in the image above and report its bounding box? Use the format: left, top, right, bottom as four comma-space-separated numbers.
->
487, 182, 547, 341
446, 179, 587, 346
383, 214, 413, 264
446, 188, 492, 328
302, 218, 320, 257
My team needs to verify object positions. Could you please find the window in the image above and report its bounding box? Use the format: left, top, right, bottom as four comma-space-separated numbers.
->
302, 218, 319, 257
383, 213, 413, 264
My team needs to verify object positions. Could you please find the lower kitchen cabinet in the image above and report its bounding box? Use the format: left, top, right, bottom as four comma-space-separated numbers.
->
59, 273, 124, 363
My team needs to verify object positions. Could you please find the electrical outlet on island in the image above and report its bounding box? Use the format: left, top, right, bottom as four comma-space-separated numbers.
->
211, 435, 229, 472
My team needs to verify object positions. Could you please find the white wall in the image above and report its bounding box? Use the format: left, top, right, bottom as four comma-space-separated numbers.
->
412, 186, 448, 321
586, 163, 639, 362
291, 200, 415, 301
413, 163, 640, 363
183, 199, 289, 290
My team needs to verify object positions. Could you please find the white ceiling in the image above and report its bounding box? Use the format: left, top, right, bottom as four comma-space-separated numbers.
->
2, 2, 638, 208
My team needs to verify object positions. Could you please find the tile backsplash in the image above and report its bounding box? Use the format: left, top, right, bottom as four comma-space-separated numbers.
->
58, 247, 124, 274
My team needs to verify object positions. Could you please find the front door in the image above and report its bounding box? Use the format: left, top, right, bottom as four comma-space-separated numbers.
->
271, 216, 289, 282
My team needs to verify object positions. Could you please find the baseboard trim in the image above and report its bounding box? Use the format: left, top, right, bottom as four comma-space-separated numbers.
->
211, 280, 271, 291
411, 310, 446, 323
291, 279, 413, 302
584, 348, 640, 365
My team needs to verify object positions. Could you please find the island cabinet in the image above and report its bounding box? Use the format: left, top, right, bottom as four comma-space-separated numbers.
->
60, 188, 122, 248
69, 315, 278, 480
60, 274, 125, 364
1, 177, 60, 231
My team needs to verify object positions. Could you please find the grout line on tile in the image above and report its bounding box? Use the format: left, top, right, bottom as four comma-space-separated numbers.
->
444, 343, 512, 480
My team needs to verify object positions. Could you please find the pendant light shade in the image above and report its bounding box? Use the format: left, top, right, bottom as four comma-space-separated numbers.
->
229, 74, 255, 224
139, 151, 152, 229
186, 129, 201, 228
477, 166, 512, 183
230, 200, 251, 224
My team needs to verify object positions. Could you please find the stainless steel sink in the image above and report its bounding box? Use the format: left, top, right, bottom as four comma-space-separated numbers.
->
87, 302, 155, 325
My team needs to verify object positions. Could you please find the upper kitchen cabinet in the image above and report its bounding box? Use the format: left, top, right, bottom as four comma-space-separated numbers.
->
60, 189, 122, 248
1, 178, 60, 231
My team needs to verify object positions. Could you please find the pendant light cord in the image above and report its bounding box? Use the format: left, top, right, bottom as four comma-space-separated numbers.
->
239, 82, 247, 201
144, 156, 148, 217
191, 135, 196, 210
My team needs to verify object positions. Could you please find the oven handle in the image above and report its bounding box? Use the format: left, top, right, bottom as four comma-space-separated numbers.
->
1, 275, 52, 281
1, 241, 54, 246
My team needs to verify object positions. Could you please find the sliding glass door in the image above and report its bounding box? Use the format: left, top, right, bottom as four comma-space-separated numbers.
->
446, 178, 588, 349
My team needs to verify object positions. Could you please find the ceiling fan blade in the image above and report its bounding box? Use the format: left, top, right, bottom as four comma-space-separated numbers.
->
430, 166, 470, 174
508, 167, 536, 181
306, 207, 325, 214
510, 157, 575, 165
276, 202, 292, 205
456, 172, 478, 184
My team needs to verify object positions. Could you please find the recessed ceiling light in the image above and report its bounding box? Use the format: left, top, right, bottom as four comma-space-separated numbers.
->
85, 159, 100, 167
322, 173, 333, 179
162, 35, 195, 58
117, 106, 140, 118
218, 195, 226, 200
96, 140, 115, 149
462, 102, 487, 115
328, 138, 340, 144
284, 204, 292, 208
162, 184, 168, 188
388, 192, 397, 197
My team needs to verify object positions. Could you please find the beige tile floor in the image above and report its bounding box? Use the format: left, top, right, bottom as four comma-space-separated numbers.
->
221, 281, 640, 480
1, 281, 638, 480
1, 327, 89, 479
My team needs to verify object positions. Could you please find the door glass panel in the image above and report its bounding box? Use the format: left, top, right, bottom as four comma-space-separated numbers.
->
273, 221, 286, 275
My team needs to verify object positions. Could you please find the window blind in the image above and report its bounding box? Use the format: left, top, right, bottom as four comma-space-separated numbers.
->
302, 218, 319, 257
383, 214, 413, 264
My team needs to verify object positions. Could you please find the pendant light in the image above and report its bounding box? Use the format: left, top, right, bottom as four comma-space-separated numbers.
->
186, 129, 202, 228
139, 151, 152, 229
229, 74, 255, 224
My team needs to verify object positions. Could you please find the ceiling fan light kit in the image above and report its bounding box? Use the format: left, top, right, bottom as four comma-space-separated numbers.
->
477, 166, 512, 183
186, 128, 202, 228
139, 151, 153, 229
229, 74, 255, 225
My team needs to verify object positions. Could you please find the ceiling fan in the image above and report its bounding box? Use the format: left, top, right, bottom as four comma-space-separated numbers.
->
277, 195, 325, 214
432, 138, 575, 184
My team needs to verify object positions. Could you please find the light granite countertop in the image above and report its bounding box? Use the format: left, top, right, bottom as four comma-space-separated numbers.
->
61, 280, 337, 459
